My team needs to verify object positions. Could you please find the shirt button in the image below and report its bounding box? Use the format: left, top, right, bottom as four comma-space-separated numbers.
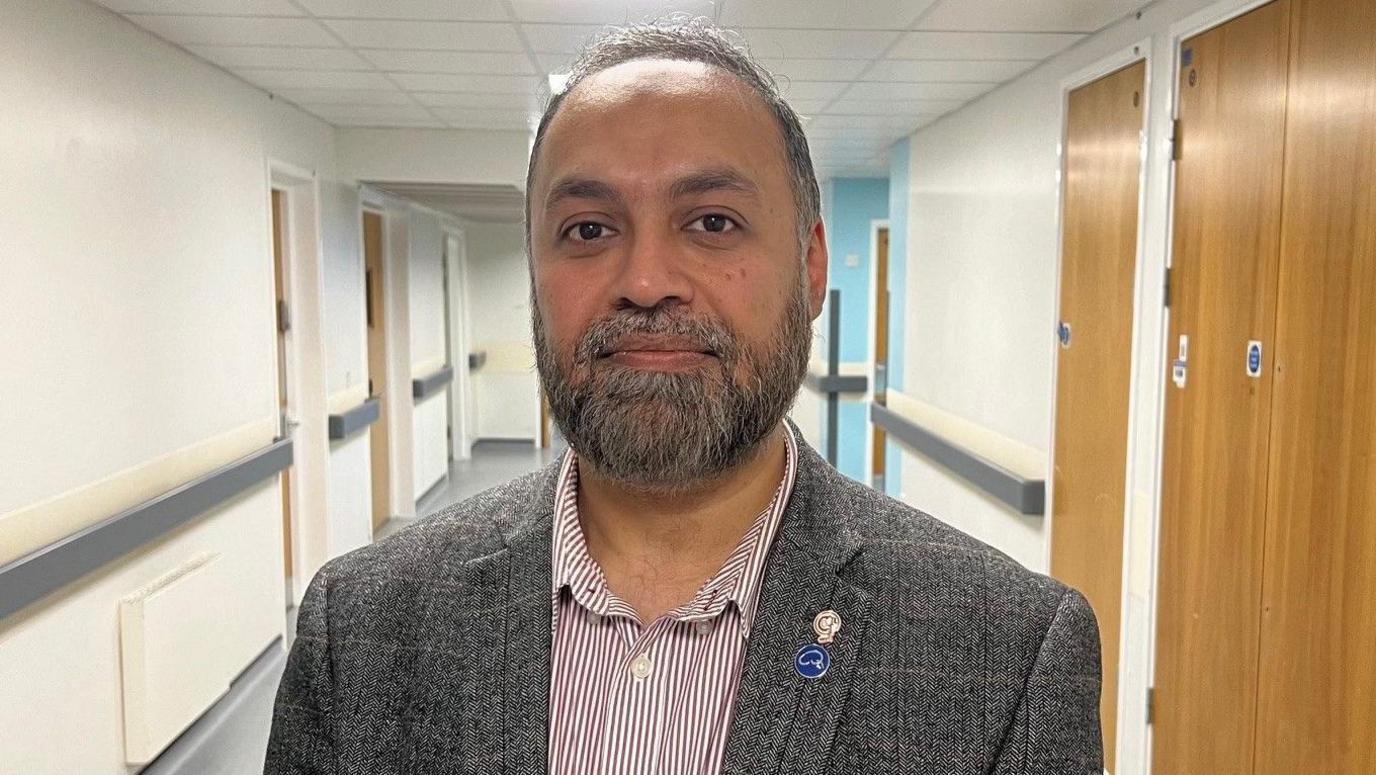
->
630, 654, 653, 680
695, 619, 713, 635
585, 611, 602, 627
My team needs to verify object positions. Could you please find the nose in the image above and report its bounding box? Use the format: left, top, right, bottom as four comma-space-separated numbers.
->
611, 228, 695, 311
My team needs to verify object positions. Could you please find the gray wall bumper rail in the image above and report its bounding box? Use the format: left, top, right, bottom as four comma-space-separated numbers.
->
0, 438, 294, 621
804, 371, 869, 394
328, 397, 380, 440
870, 403, 1045, 515
411, 365, 454, 401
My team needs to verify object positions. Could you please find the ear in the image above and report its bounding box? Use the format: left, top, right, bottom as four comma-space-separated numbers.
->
804, 219, 830, 320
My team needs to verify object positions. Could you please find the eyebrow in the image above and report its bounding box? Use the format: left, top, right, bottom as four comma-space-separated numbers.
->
667, 168, 761, 201
542, 167, 761, 212
544, 177, 623, 211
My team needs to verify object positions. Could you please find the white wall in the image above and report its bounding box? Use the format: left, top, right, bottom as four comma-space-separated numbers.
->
405, 207, 451, 499
464, 221, 539, 441
337, 127, 531, 188
0, 0, 352, 768
892, 1, 1227, 772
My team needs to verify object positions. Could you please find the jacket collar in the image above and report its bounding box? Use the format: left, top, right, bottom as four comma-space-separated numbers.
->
460, 420, 869, 775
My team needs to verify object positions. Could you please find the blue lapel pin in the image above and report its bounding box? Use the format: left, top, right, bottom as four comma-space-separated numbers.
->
794, 610, 842, 679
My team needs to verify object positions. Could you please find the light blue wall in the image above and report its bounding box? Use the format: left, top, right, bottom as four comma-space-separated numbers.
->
884, 138, 911, 497
817, 177, 888, 484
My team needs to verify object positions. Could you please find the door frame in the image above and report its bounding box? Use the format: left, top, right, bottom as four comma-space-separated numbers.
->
443, 226, 476, 462
863, 218, 890, 487
1045, 39, 1154, 770
267, 158, 329, 607
1140, 0, 1288, 770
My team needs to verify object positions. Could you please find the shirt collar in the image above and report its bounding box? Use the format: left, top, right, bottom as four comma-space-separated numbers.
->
551, 426, 798, 638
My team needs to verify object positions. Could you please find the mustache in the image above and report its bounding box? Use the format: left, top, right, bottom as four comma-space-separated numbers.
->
572, 308, 739, 366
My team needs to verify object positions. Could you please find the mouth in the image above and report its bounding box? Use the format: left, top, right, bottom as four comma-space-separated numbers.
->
597, 336, 718, 370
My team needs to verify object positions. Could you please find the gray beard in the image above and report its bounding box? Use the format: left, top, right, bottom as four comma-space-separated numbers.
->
532, 272, 812, 494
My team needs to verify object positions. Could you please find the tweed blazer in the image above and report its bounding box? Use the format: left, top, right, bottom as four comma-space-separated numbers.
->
266, 429, 1102, 774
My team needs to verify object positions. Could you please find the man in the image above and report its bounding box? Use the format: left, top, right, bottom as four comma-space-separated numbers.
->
266, 18, 1101, 775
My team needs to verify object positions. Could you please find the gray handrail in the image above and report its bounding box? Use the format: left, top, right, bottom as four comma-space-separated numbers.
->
328, 396, 380, 440
411, 365, 454, 401
0, 437, 294, 621
870, 403, 1045, 515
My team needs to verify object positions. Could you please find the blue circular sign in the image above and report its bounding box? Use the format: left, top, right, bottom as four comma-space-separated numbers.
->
794, 643, 831, 679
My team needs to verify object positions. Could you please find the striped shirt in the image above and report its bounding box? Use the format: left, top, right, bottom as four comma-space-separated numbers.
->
547, 429, 798, 775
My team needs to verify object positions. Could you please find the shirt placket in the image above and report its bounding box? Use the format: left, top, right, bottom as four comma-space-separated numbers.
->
602, 614, 670, 775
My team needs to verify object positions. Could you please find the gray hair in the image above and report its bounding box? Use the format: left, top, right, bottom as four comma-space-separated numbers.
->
524, 17, 821, 248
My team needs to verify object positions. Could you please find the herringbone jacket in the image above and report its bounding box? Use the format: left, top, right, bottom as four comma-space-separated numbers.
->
266, 428, 1102, 774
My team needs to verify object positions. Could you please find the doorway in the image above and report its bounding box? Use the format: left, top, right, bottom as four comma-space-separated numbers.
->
1152, 0, 1375, 771
866, 222, 890, 490
270, 189, 293, 583
1047, 57, 1147, 772
363, 210, 391, 535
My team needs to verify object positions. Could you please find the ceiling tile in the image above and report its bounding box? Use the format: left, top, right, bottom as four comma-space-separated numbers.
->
536, 52, 579, 72
759, 58, 870, 82
776, 81, 848, 101
274, 87, 413, 105
412, 91, 544, 109
231, 68, 395, 90
823, 98, 964, 115
125, 14, 336, 46
360, 50, 536, 75
323, 115, 446, 127
429, 107, 539, 123
95, 0, 301, 14
862, 58, 1038, 82
391, 73, 544, 93
720, 0, 937, 29
915, 0, 1146, 33
295, 0, 509, 21
510, 0, 716, 25
784, 99, 833, 114
323, 19, 524, 51
188, 45, 369, 70
735, 28, 900, 60
806, 113, 935, 131
305, 103, 436, 121
521, 23, 606, 54
889, 30, 1083, 60
842, 81, 993, 101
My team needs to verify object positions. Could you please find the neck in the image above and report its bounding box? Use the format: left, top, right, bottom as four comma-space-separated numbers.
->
575, 424, 788, 606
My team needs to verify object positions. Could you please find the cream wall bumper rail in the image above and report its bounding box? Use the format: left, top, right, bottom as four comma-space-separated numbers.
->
870, 402, 1045, 515
327, 396, 380, 440
411, 365, 454, 401
0, 438, 293, 621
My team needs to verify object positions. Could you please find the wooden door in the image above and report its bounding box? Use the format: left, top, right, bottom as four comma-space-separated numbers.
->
271, 189, 293, 579
1152, 3, 1292, 772
1048, 59, 1145, 771
1253, 0, 1376, 770
871, 226, 889, 485
363, 210, 391, 532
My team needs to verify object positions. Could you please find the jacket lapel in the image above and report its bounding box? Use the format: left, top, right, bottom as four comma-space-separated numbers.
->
446, 457, 561, 775
722, 436, 872, 775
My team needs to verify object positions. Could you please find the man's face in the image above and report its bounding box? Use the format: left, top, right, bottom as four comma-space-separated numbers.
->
528, 59, 829, 491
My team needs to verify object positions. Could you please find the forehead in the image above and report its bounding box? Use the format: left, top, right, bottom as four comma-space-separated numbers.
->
532, 59, 790, 198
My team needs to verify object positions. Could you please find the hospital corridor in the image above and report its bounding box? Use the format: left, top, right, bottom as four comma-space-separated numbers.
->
1, 0, 1373, 772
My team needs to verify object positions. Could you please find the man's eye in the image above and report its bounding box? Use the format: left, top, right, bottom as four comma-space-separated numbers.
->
565, 222, 610, 242
688, 214, 738, 234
